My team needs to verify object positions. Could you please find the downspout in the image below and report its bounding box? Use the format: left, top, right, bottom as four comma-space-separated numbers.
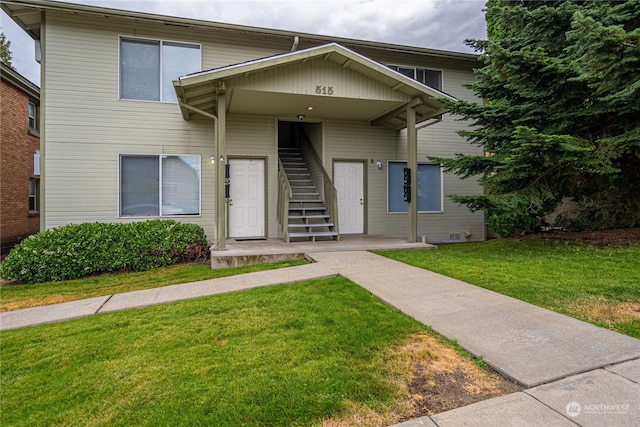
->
415, 114, 443, 243
407, 109, 443, 243
177, 101, 224, 250
290, 35, 299, 51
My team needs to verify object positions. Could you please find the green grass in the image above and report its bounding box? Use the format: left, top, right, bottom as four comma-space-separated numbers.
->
0, 260, 306, 312
1, 277, 427, 426
377, 240, 640, 338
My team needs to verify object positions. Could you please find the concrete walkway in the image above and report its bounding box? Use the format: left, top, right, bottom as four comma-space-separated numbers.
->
1, 250, 638, 426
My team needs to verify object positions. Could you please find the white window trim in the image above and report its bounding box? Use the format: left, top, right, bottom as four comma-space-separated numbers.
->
386, 160, 444, 214
28, 100, 38, 131
34, 153, 40, 175
118, 153, 202, 218
118, 35, 202, 103
29, 178, 40, 213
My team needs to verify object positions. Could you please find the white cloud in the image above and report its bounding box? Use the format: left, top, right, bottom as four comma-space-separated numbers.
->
1, 0, 486, 86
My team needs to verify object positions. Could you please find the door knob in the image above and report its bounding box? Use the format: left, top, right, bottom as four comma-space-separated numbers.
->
229, 199, 233, 206
359, 198, 363, 205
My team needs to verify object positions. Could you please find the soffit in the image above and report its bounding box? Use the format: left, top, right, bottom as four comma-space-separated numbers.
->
175, 43, 454, 130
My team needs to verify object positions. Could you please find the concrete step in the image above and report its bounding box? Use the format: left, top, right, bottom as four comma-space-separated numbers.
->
288, 231, 339, 240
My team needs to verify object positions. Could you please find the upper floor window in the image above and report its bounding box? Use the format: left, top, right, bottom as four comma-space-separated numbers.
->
388, 65, 442, 91
120, 38, 201, 102
28, 101, 38, 131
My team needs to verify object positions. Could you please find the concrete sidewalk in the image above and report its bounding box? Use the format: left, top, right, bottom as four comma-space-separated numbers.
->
1, 250, 639, 426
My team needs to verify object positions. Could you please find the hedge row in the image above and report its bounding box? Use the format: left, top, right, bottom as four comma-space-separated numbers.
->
0, 220, 210, 283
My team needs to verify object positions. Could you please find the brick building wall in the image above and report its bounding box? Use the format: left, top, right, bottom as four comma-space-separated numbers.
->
1, 66, 41, 256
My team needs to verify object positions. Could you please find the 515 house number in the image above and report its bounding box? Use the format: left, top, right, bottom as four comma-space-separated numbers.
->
316, 85, 334, 95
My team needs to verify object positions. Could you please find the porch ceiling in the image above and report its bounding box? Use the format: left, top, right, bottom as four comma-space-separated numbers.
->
175, 43, 454, 130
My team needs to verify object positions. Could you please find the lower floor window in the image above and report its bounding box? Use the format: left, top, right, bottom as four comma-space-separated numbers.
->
120, 154, 201, 216
388, 161, 442, 213
29, 179, 40, 213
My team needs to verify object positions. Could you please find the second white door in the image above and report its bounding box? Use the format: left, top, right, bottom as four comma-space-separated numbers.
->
229, 158, 265, 238
335, 161, 364, 234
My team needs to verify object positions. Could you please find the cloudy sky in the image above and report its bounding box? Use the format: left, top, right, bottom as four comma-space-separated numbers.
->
1, 0, 487, 86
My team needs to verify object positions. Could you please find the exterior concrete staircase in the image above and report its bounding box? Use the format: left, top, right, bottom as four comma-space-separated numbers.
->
278, 147, 339, 241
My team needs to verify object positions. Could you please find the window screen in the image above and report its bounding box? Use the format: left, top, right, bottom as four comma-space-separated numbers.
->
120, 154, 200, 216
120, 38, 200, 102
121, 39, 161, 101
120, 155, 160, 216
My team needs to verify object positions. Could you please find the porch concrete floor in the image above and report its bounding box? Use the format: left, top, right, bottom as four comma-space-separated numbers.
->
210, 235, 436, 268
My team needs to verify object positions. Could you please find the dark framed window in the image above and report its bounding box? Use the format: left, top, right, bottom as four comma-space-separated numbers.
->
388, 161, 443, 213
120, 38, 200, 102
388, 65, 442, 91
119, 154, 201, 216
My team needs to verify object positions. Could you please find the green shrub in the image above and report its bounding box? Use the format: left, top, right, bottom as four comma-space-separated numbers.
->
0, 220, 210, 283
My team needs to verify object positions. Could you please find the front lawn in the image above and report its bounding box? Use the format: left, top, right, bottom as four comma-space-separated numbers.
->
2, 278, 431, 426
377, 239, 640, 338
0, 260, 306, 312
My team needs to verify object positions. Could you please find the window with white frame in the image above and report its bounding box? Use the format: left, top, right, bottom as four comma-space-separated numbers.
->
119, 154, 201, 216
29, 179, 39, 213
388, 65, 442, 91
34, 153, 41, 175
388, 161, 443, 213
28, 101, 38, 131
120, 38, 200, 102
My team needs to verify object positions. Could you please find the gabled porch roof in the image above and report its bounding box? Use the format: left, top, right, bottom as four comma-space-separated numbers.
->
174, 43, 455, 130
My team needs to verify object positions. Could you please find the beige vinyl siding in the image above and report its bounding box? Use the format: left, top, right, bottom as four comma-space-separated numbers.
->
229, 58, 408, 102
393, 65, 485, 242
323, 119, 400, 235
225, 114, 278, 237
304, 122, 324, 163
321, 65, 485, 242
42, 12, 220, 239
41, 8, 483, 243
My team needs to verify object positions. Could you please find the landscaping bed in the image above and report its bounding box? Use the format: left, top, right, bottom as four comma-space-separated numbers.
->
518, 227, 640, 247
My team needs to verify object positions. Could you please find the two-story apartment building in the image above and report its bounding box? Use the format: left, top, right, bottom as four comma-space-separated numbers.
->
0, 61, 41, 257
2, 0, 485, 250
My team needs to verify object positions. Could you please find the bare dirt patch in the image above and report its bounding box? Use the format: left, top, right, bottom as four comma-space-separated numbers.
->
566, 297, 640, 325
518, 227, 640, 248
322, 334, 522, 426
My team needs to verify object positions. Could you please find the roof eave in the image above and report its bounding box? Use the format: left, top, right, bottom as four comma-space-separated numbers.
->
0, 62, 40, 99
2, 0, 479, 62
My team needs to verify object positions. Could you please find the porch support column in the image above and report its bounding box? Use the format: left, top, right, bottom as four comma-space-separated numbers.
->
407, 103, 418, 243
215, 88, 227, 250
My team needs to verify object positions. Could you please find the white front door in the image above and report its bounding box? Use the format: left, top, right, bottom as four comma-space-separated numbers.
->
229, 158, 265, 238
335, 161, 364, 234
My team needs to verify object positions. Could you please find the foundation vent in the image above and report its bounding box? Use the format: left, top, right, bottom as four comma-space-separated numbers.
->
449, 233, 461, 241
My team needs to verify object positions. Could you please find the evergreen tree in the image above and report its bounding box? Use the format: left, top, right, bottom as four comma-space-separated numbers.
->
0, 33, 14, 68
433, 0, 640, 236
